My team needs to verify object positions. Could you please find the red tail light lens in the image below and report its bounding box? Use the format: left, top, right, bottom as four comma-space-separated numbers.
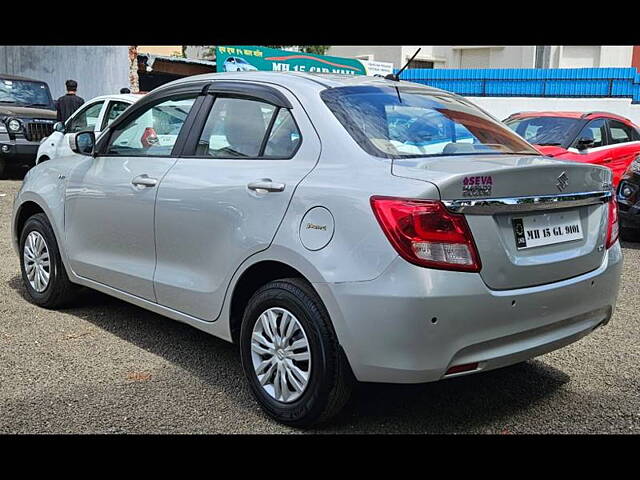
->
370, 196, 481, 272
606, 199, 619, 249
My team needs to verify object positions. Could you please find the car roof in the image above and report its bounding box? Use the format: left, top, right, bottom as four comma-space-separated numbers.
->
507, 110, 634, 124
0, 73, 49, 83
155, 71, 449, 96
86, 93, 145, 104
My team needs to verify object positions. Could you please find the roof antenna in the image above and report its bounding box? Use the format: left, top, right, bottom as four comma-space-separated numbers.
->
385, 48, 421, 82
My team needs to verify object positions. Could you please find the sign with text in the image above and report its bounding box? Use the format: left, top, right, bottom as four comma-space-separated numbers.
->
217, 46, 376, 76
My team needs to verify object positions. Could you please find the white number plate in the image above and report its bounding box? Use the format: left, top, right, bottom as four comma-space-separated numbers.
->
512, 210, 583, 249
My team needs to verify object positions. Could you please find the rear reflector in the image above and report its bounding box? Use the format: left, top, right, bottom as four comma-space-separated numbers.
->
370, 196, 481, 272
445, 363, 479, 375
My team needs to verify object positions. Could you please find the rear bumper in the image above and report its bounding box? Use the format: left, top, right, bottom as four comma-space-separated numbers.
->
314, 243, 622, 384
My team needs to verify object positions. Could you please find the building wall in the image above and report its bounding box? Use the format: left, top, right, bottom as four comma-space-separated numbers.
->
327, 46, 636, 70
0, 46, 130, 100
138, 46, 183, 57
327, 46, 405, 67
184, 46, 215, 61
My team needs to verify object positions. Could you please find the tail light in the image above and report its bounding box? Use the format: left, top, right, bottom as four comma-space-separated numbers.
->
606, 199, 619, 249
370, 196, 481, 272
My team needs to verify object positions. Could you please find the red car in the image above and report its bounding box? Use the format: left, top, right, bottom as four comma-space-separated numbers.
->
504, 111, 640, 187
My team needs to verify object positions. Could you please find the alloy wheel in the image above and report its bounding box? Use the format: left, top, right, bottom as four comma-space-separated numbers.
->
250, 307, 311, 403
23, 231, 51, 293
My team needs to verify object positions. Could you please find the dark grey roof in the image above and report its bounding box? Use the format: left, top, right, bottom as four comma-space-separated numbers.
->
0, 73, 47, 83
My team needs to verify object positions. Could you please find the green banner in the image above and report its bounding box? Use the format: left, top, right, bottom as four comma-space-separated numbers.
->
216, 45, 367, 76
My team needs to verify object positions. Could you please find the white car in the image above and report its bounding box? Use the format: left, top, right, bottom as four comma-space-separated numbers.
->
223, 56, 259, 72
36, 93, 142, 164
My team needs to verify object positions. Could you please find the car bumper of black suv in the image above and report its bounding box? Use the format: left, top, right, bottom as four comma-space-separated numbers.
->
618, 176, 640, 230
0, 136, 40, 166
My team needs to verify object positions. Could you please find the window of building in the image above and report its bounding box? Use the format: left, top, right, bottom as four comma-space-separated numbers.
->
407, 59, 434, 69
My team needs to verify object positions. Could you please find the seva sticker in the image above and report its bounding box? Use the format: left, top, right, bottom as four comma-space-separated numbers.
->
462, 176, 493, 197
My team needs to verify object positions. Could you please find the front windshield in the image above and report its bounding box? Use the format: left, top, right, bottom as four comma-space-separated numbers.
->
321, 85, 540, 159
0, 78, 53, 108
505, 116, 580, 147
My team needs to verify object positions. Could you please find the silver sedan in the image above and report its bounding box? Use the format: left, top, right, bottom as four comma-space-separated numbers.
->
12, 71, 622, 426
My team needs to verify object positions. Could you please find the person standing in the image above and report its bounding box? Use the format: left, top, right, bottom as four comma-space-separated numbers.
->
55, 80, 85, 123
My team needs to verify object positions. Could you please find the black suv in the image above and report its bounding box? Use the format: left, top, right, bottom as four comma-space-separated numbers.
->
618, 157, 640, 241
0, 74, 57, 178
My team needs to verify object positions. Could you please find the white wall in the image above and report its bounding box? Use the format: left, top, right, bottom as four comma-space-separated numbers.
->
0, 46, 130, 100
467, 96, 640, 125
327, 46, 404, 68
327, 45, 635, 69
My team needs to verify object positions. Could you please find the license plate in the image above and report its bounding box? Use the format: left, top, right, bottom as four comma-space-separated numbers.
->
512, 210, 583, 249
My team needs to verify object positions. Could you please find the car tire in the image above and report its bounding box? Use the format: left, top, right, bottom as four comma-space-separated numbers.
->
19, 213, 77, 309
239, 277, 354, 427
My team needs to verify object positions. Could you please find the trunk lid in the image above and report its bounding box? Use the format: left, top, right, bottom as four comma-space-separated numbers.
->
392, 155, 613, 290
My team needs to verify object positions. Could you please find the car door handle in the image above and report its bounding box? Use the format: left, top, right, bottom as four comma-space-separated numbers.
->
131, 175, 158, 187
247, 180, 285, 193
603, 158, 613, 164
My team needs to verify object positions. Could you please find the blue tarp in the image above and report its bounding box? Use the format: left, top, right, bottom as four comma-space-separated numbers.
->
396, 68, 640, 103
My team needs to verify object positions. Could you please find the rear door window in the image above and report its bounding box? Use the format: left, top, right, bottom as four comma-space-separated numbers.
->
263, 109, 301, 158
607, 120, 635, 145
195, 97, 277, 158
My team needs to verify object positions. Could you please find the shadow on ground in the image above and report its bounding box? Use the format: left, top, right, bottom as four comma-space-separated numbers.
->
2, 167, 29, 181
620, 239, 640, 250
8, 274, 571, 433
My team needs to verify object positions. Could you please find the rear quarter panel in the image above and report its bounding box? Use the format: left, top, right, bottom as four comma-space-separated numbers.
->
269, 95, 442, 283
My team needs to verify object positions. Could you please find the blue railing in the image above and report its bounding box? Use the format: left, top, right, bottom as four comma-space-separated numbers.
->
396, 68, 640, 103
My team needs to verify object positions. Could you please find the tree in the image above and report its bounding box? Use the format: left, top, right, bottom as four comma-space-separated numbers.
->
301, 45, 331, 56
128, 45, 139, 93
265, 45, 331, 56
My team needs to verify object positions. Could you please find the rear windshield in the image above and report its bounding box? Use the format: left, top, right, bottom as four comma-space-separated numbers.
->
505, 116, 580, 147
320, 85, 539, 159
0, 78, 54, 109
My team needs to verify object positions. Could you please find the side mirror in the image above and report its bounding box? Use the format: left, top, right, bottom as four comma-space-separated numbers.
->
576, 137, 594, 151
53, 121, 65, 133
70, 131, 95, 156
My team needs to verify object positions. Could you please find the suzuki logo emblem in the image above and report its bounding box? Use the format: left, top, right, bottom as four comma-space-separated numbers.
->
556, 172, 569, 191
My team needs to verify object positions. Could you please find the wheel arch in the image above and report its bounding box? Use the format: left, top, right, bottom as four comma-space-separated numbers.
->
228, 260, 316, 344
14, 200, 46, 247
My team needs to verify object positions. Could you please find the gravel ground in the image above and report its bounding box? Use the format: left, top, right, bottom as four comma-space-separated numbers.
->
1, 174, 639, 434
